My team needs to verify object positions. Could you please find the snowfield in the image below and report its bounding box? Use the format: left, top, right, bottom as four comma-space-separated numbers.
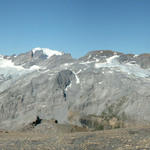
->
32, 47, 63, 59
0, 56, 40, 80
95, 55, 150, 78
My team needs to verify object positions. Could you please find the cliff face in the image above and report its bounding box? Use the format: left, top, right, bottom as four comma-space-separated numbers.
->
0, 48, 150, 130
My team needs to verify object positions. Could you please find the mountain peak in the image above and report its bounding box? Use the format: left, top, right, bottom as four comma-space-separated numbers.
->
0, 49, 150, 130
32, 47, 63, 59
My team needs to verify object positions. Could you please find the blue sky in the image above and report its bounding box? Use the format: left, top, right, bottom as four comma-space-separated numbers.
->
0, 0, 150, 58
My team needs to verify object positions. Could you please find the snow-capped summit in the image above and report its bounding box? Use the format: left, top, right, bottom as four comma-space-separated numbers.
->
32, 47, 63, 59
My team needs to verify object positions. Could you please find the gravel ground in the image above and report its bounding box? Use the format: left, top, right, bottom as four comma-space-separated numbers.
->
0, 126, 150, 150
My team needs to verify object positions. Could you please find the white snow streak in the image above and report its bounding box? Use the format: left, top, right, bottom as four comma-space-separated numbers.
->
98, 82, 102, 84
80, 60, 95, 65
29, 65, 41, 70
63, 63, 74, 66
76, 69, 82, 74
133, 54, 139, 58
65, 82, 72, 91
73, 71, 81, 84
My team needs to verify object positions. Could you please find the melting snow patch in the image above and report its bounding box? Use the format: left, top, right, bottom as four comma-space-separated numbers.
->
76, 69, 82, 74
106, 55, 119, 64
76, 75, 80, 84
64, 63, 69, 66
98, 82, 102, 84
66, 82, 72, 91
94, 57, 99, 62
32, 47, 63, 59
48, 73, 55, 76
88, 55, 91, 59
64, 63, 74, 66
80, 60, 95, 65
108, 71, 113, 74
40, 69, 50, 73
133, 54, 139, 58
95, 55, 150, 78
73, 71, 80, 84
0, 57, 25, 70
29, 65, 40, 70
41, 105, 46, 108
0, 57, 41, 80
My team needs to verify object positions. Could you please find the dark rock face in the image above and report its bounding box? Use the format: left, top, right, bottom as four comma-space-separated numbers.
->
54, 70, 75, 101
55, 70, 75, 90
118, 54, 135, 63
136, 54, 150, 69
31, 116, 42, 127
12, 51, 34, 66
32, 50, 48, 59
0, 48, 150, 130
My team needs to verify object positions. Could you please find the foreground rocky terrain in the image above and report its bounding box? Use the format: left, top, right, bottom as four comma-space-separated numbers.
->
0, 124, 150, 150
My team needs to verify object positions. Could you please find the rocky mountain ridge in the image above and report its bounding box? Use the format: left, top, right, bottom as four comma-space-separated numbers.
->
0, 48, 150, 130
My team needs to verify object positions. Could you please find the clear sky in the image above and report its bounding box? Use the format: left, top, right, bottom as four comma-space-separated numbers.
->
0, 0, 150, 58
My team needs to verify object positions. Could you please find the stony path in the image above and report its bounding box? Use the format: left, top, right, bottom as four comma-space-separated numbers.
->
0, 127, 150, 150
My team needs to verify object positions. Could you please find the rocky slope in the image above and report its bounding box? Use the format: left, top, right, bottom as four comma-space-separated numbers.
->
0, 48, 150, 130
